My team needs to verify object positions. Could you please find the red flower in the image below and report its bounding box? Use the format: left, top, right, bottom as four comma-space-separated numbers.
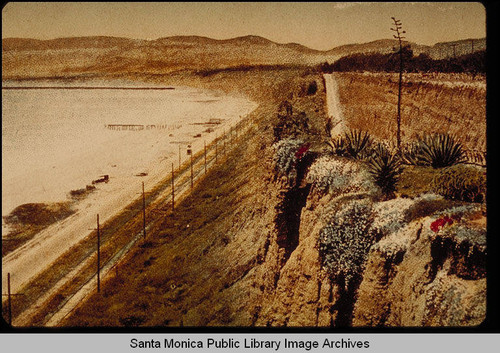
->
431, 218, 445, 232
295, 143, 310, 160
443, 216, 453, 226
430, 216, 454, 232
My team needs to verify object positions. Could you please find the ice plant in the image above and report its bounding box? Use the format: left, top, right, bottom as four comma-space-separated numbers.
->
306, 156, 375, 195
319, 199, 375, 288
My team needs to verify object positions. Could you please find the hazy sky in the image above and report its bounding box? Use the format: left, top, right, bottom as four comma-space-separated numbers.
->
2, 2, 486, 50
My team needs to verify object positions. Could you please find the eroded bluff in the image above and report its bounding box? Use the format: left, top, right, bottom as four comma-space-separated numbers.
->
251, 152, 486, 327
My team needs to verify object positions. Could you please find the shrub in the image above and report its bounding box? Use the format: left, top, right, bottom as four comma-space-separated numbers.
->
273, 138, 304, 184
367, 144, 402, 199
307, 156, 375, 196
307, 80, 318, 95
431, 165, 486, 203
403, 195, 456, 223
319, 199, 375, 287
274, 101, 310, 141
3, 202, 74, 226
416, 133, 465, 168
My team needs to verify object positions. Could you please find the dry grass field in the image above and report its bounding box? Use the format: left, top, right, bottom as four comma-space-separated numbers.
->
335, 72, 486, 154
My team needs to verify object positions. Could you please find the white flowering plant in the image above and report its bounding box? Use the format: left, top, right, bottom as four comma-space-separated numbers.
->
273, 138, 303, 178
307, 155, 376, 196
319, 199, 376, 288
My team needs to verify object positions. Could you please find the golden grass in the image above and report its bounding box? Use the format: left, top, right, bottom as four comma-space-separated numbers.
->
335, 72, 486, 153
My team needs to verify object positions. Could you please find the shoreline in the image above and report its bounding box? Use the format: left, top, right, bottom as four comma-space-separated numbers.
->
2, 77, 258, 294
2, 78, 256, 220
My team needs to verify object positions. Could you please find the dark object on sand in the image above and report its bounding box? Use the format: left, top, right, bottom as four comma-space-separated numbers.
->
92, 175, 109, 184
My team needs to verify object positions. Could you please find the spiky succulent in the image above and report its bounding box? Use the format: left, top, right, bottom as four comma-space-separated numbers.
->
417, 133, 465, 168
326, 129, 372, 160
345, 129, 372, 159
368, 144, 402, 198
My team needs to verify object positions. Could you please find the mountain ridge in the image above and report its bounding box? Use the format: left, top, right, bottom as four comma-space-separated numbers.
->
1, 34, 486, 79
2, 34, 486, 54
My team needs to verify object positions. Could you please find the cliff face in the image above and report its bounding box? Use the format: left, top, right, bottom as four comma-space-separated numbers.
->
253, 151, 486, 327
354, 218, 486, 326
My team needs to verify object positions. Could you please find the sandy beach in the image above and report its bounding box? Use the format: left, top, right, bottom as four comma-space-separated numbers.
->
2, 79, 257, 294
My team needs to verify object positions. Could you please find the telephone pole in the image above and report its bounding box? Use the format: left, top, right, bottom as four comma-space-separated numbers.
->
171, 163, 175, 212
7, 273, 12, 325
391, 17, 406, 152
142, 182, 146, 238
97, 214, 101, 292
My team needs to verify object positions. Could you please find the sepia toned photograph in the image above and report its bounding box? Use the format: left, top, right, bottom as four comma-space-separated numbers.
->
2, 2, 487, 328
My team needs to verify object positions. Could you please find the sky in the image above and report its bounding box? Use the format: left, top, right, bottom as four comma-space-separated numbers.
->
1, 2, 486, 51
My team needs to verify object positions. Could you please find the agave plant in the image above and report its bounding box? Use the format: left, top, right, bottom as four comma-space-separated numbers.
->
345, 129, 372, 159
368, 144, 402, 199
327, 130, 372, 160
417, 133, 465, 168
326, 135, 348, 157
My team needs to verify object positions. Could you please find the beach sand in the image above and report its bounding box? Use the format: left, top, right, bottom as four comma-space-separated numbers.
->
2, 81, 257, 294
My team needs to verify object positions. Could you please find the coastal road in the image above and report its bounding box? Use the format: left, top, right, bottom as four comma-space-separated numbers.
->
2, 114, 251, 326
1, 115, 247, 305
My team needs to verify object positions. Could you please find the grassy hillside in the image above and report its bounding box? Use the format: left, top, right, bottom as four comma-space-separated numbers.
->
335, 72, 486, 153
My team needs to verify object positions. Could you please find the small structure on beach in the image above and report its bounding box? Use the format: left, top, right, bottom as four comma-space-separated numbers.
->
92, 175, 109, 184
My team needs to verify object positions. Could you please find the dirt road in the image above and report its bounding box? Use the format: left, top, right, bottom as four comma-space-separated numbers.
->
324, 73, 346, 137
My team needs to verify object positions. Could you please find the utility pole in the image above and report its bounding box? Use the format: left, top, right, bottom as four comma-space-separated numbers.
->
391, 17, 406, 152
178, 144, 181, 170
171, 163, 175, 212
7, 273, 12, 325
2, 273, 25, 325
215, 133, 218, 163
142, 182, 146, 239
88, 216, 101, 292
97, 214, 101, 292
190, 151, 193, 189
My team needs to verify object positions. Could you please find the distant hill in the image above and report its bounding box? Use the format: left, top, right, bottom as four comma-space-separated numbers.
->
2, 36, 144, 50
1, 35, 486, 79
430, 38, 486, 59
